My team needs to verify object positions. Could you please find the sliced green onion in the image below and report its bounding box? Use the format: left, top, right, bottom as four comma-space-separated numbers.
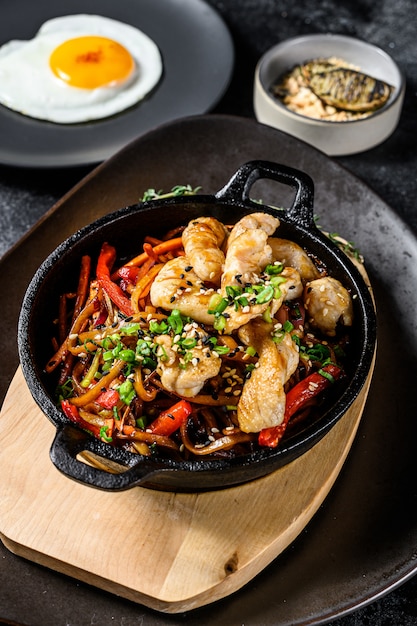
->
213, 314, 226, 331
56, 378, 74, 401
226, 285, 242, 298
262, 306, 273, 323
136, 416, 147, 429
99, 426, 113, 442
318, 368, 335, 383
207, 293, 223, 313
270, 275, 287, 298
255, 285, 274, 304
215, 298, 228, 314
118, 379, 136, 405
272, 331, 285, 343
119, 349, 136, 363
180, 337, 197, 350
167, 309, 184, 334
121, 323, 141, 336
213, 344, 230, 355
264, 263, 284, 275
149, 319, 168, 334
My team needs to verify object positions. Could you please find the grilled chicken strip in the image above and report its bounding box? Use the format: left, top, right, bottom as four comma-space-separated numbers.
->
237, 319, 300, 432
150, 256, 215, 324
221, 212, 279, 289
268, 237, 321, 284
304, 276, 353, 336
154, 330, 221, 398
182, 216, 228, 284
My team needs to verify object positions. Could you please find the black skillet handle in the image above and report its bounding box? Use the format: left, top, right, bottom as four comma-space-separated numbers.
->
50, 425, 164, 491
215, 160, 315, 229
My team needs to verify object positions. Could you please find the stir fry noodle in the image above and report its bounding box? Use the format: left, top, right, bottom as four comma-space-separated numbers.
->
48, 208, 354, 460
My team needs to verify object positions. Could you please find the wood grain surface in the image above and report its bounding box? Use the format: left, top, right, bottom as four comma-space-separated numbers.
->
0, 364, 374, 613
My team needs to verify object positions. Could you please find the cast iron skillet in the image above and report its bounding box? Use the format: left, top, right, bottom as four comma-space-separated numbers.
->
18, 160, 376, 492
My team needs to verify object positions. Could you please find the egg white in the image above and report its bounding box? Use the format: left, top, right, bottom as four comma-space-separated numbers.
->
0, 14, 163, 123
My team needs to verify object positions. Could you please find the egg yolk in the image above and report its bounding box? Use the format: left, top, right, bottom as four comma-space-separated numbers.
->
49, 36, 135, 89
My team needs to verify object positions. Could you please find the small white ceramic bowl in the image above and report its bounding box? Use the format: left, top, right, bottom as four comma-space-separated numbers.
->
254, 34, 405, 156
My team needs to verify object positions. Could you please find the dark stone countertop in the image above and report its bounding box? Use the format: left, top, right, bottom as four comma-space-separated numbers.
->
1, 0, 417, 624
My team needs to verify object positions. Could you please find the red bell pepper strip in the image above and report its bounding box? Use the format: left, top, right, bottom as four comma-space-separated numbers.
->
96, 388, 120, 409
115, 265, 140, 284
148, 400, 193, 437
61, 399, 114, 442
96, 242, 133, 317
258, 363, 343, 448
61, 399, 101, 438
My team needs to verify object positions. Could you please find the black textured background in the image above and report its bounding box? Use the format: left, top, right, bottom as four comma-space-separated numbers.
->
1, 1, 416, 624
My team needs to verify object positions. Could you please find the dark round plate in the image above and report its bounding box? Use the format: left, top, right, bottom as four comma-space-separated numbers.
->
1, 115, 417, 624
0, 0, 234, 168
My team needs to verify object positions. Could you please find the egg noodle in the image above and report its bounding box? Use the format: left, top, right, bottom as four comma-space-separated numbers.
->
47, 189, 354, 460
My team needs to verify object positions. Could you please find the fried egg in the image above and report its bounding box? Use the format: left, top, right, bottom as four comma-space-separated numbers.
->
0, 14, 163, 123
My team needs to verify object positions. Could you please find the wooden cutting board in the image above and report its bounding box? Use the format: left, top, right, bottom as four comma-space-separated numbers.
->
0, 364, 374, 613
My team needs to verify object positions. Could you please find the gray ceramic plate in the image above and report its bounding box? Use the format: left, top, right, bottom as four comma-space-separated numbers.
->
1, 115, 417, 625
0, 0, 234, 168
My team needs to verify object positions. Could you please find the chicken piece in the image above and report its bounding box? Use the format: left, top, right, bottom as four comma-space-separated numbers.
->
221, 212, 279, 289
304, 276, 353, 336
149, 256, 215, 325
222, 266, 303, 333
237, 319, 300, 432
268, 237, 321, 284
154, 331, 221, 397
182, 216, 228, 284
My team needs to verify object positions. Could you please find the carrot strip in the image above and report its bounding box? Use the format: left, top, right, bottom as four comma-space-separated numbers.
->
144, 236, 163, 246
143, 242, 158, 259
124, 237, 183, 268
130, 263, 164, 314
